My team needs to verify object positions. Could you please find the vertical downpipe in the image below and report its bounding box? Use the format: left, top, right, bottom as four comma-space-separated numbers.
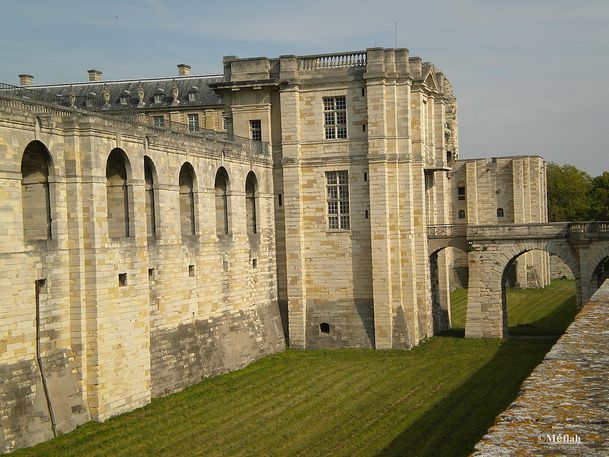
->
35, 279, 57, 437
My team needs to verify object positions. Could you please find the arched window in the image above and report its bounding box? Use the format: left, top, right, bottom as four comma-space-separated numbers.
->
21, 141, 52, 240
144, 157, 157, 237
245, 171, 258, 235
215, 167, 230, 235
179, 163, 196, 237
497, 207, 505, 218
106, 149, 130, 238
458, 209, 466, 219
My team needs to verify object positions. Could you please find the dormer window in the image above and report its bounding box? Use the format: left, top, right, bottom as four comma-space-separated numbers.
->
188, 86, 198, 102
85, 92, 97, 108
154, 89, 164, 104
119, 91, 131, 105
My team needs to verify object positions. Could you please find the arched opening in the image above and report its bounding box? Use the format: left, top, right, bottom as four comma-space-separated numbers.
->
497, 207, 504, 218
215, 167, 230, 236
106, 149, 130, 238
144, 156, 157, 238
21, 141, 52, 240
245, 171, 258, 235
500, 249, 577, 337
457, 209, 465, 219
430, 246, 468, 335
591, 256, 609, 289
179, 163, 196, 237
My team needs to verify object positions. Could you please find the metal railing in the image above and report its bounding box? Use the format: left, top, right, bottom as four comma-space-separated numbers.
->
298, 51, 366, 70
0, 82, 269, 156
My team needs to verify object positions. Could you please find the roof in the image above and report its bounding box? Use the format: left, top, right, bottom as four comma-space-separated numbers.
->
24, 75, 225, 110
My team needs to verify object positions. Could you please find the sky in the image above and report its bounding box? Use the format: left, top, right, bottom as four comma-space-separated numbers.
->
1, 0, 608, 174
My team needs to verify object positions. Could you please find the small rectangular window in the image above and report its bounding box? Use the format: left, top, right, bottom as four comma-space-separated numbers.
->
326, 170, 350, 230
188, 92, 196, 102
153, 115, 164, 127
250, 119, 262, 141
323, 96, 347, 140
188, 264, 195, 277
118, 273, 127, 287
363, 172, 368, 182
188, 114, 199, 132
457, 186, 466, 201
278, 193, 283, 207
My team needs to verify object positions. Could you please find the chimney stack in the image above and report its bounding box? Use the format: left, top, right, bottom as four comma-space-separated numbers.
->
177, 64, 191, 77
19, 74, 33, 86
87, 69, 102, 82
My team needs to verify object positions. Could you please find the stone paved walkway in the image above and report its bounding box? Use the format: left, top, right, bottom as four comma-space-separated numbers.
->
473, 281, 609, 456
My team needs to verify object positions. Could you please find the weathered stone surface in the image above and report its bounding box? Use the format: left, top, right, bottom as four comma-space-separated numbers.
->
473, 281, 609, 456
151, 301, 284, 397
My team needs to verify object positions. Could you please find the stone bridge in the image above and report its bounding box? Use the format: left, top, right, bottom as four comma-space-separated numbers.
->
428, 222, 609, 338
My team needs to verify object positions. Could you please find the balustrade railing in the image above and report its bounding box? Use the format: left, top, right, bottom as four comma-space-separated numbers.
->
298, 51, 366, 70
427, 224, 467, 238
568, 222, 609, 240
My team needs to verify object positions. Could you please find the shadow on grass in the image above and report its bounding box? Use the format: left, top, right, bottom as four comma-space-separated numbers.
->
508, 294, 577, 336
376, 337, 555, 457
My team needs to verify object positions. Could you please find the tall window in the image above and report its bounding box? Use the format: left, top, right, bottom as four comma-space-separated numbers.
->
179, 163, 196, 237
457, 186, 466, 201
188, 114, 199, 132
215, 167, 230, 235
21, 141, 52, 240
250, 120, 262, 141
323, 96, 347, 139
144, 157, 157, 237
106, 149, 130, 238
245, 171, 258, 235
326, 170, 349, 230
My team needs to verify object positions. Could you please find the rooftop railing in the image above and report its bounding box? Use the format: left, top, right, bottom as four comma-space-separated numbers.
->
298, 51, 366, 70
0, 82, 269, 156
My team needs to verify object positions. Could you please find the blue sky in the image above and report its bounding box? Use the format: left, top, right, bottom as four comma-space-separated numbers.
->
1, 0, 608, 174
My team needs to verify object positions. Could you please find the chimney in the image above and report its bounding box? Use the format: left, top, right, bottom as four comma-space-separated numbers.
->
87, 69, 102, 82
19, 74, 33, 86
177, 64, 191, 77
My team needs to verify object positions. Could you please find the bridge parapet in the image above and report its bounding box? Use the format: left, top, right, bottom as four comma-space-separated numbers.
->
467, 223, 569, 241
427, 224, 467, 239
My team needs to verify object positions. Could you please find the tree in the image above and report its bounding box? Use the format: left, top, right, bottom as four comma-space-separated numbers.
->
546, 163, 592, 221
589, 172, 609, 221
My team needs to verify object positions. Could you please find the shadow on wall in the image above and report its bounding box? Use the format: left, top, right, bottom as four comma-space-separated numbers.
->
376, 338, 554, 457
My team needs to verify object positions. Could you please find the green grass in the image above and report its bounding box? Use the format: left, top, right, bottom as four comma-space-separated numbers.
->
450, 279, 577, 336
14, 283, 576, 457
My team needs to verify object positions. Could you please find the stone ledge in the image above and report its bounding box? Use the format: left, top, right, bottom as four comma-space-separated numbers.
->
473, 280, 609, 456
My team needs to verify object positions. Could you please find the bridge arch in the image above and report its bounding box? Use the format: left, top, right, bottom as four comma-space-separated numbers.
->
465, 239, 581, 338
429, 244, 469, 333
584, 245, 609, 300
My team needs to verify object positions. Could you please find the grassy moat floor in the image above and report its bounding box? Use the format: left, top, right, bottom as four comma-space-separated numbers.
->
15, 280, 577, 457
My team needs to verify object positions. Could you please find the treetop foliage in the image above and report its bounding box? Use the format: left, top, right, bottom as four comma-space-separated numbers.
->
546, 163, 609, 221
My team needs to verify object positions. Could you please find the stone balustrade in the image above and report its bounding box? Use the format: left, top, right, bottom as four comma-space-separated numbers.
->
298, 51, 367, 70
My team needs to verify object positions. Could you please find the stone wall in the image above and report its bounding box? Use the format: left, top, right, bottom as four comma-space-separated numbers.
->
450, 157, 551, 289
0, 99, 284, 453
473, 280, 609, 456
550, 253, 576, 280
216, 48, 457, 349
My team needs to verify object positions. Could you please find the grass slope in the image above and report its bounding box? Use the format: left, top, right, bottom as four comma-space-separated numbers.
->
14, 281, 576, 457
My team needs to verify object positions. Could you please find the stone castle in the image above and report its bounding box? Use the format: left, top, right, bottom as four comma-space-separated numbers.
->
0, 48, 549, 453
